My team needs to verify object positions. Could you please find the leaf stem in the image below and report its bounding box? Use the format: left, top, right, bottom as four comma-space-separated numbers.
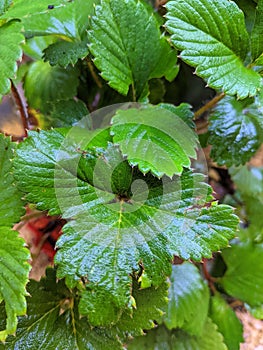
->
10, 80, 29, 137
87, 58, 103, 88
202, 259, 217, 294
194, 92, 225, 120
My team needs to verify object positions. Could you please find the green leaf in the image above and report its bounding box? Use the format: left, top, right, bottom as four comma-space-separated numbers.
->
166, 0, 261, 98
230, 165, 263, 228
24, 61, 79, 112
209, 95, 263, 166
45, 99, 91, 129
22, 36, 57, 60
1, 269, 123, 350
0, 20, 23, 99
128, 319, 227, 350
14, 128, 238, 324
111, 105, 198, 177
112, 278, 168, 339
1, 0, 68, 21
0, 135, 24, 227
220, 243, 263, 306
0, 228, 30, 342
210, 293, 243, 350
245, 303, 263, 319
251, 0, 263, 61
43, 39, 89, 67
0, 135, 29, 341
158, 103, 195, 129
164, 262, 209, 335
233, 0, 257, 33
88, 0, 178, 99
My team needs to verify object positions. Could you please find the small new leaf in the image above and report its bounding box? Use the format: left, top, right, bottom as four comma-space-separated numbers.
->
111, 106, 198, 177
166, 0, 261, 98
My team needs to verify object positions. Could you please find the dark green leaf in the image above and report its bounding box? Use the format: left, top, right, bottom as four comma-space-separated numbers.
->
0, 20, 23, 99
210, 293, 243, 350
1, 269, 123, 350
164, 263, 209, 335
209, 95, 263, 166
166, 0, 261, 98
111, 105, 198, 177
89, 0, 178, 99
221, 243, 263, 306
22, 36, 57, 60
43, 39, 89, 67
157, 103, 195, 129
24, 61, 79, 112
45, 99, 90, 129
128, 319, 227, 350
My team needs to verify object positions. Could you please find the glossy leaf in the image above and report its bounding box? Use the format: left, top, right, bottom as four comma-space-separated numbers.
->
166, 0, 261, 98
24, 61, 79, 112
221, 243, 263, 306
210, 293, 243, 350
0, 136, 29, 341
15, 128, 238, 324
0, 135, 24, 227
111, 106, 198, 177
209, 96, 263, 166
251, 0, 263, 61
164, 262, 209, 335
89, 0, 178, 99
0, 20, 23, 99
0, 228, 30, 342
128, 319, 227, 350
1, 269, 123, 350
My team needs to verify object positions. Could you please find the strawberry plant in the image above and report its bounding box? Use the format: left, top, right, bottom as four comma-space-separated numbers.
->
0, 0, 263, 349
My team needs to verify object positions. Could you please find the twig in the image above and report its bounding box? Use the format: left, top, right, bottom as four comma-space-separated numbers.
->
194, 92, 225, 120
87, 59, 103, 88
202, 259, 217, 294
10, 80, 29, 137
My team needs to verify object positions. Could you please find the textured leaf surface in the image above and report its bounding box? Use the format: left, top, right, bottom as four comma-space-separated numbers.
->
0, 135, 24, 226
24, 61, 79, 112
0, 228, 30, 342
89, 0, 177, 98
164, 263, 209, 335
251, 0, 263, 60
166, 0, 261, 98
15, 128, 238, 323
0, 21, 23, 98
221, 243, 263, 306
210, 293, 243, 350
0, 269, 122, 350
209, 96, 263, 166
128, 319, 227, 350
45, 99, 90, 128
111, 106, 198, 177
43, 40, 89, 67
0, 136, 29, 341
0, 0, 11, 15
